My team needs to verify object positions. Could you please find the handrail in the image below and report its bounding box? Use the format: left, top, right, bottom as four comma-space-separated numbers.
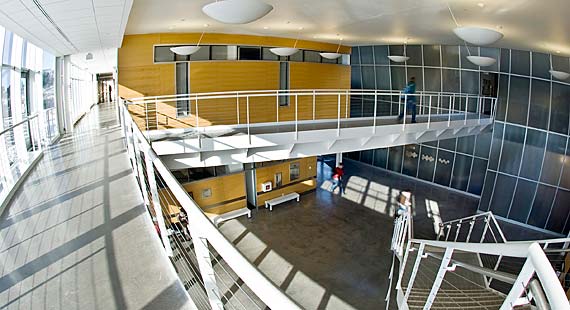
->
120, 99, 302, 309
439, 211, 507, 243
409, 238, 535, 258
126, 89, 497, 105
0, 113, 39, 136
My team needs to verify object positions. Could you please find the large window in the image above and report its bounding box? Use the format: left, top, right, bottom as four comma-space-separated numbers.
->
42, 51, 55, 109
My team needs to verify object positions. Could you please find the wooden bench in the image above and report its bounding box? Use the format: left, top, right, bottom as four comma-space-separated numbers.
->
264, 193, 300, 211
207, 207, 251, 226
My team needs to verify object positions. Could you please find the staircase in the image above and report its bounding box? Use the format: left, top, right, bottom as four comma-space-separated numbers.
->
389, 210, 570, 310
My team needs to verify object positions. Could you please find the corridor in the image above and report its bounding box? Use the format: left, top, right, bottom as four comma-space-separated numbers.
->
0, 103, 192, 310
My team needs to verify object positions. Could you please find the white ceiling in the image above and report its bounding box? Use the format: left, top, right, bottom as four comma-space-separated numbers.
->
0, 0, 133, 56
126, 0, 570, 56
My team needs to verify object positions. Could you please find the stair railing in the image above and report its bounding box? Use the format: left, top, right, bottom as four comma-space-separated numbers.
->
437, 211, 507, 243
398, 239, 570, 310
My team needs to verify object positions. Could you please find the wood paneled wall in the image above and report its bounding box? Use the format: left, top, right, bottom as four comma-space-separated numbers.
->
118, 33, 351, 130
255, 157, 317, 207
160, 172, 247, 218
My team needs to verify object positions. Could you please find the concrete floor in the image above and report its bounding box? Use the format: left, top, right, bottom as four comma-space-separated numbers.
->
218, 156, 556, 310
0, 103, 192, 310
218, 158, 483, 310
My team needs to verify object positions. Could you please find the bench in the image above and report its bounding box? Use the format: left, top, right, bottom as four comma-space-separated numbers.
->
264, 193, 300, 211
208, 207, 251, 226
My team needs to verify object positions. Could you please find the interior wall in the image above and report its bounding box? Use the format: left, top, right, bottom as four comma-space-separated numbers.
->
255, 157, 317, 207
118, 33, 351, 130
349, 44, 570, 235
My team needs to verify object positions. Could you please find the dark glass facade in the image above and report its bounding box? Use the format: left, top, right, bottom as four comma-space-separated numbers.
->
348, 44, 570, 234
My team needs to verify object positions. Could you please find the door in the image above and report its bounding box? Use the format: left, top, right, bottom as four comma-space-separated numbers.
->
480, 72, 498, 115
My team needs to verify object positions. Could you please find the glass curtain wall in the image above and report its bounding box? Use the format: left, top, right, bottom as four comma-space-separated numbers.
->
349, 44, 570, 235
0, 24, 60, 202
68, 63, 96, 124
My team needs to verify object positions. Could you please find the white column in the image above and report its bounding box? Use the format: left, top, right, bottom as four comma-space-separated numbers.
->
335, 153, 343, 167
188, 220, 223, 310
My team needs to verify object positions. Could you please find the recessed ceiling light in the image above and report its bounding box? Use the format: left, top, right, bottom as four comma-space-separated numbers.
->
556, 50, 561, 54
477, 2, 485, 8
203, 23, 210, 27
263, 26, 269, 29
298, 27, 304, 30
168, 26, 174, 30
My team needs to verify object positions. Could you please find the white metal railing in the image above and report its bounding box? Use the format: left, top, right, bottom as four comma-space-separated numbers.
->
438, 211, 507, 243
0, 108, 59, 204
391, 209, 570, 310
125, 89, 498, 141
119, 98, 301, 309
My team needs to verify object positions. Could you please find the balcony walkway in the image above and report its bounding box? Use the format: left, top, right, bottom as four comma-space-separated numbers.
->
0, 103, 193, 310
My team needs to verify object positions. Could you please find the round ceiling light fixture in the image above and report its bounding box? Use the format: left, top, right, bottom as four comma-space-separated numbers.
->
202, 0, 273, 24
453, 27, 504, 46
270, 47, 299, 56
388, 55, 410, 63
170, 46, 202, 56
388, 40, 410, 63
467, 56, 496, 67
170, 30, 207, 56
319, 36, 345, 60
549, 70, 570, 80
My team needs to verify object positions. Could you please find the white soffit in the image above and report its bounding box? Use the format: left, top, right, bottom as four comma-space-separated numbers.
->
0, 0, 133, 56
126, 0, 570, 56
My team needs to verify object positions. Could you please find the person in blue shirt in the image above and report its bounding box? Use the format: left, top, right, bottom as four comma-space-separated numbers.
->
398, 77, 417, 123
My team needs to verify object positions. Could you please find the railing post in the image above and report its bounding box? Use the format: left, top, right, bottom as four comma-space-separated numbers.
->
145, 148, 173, 257
466, 219, 476, 243
454, 220, 462, 242
478, 96, 482, 125
154, 98, 158, 130
132, 130, 150, 208
247, 96, 251, 144
427, 96, 432, 129
398, 91, 402, 116
419, 94, 423, 115
236, 91, 240, 125
312, 90, 316, 120
295, 94, 298, 140
448, 95, 454, 127
345, 90, 349, 118
188, 222, 224, 310
403, 243, 426, 304
424, 247, 454, 309
464, 95, 469, 125
373, 92, 378, 134
402, 94, 407, 131
196, 96, 201, 148
276, 90, 279, 123
337, 94, 341, 137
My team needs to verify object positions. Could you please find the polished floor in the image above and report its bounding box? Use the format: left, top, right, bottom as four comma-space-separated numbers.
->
0, 103, 192, 310
218, 158, 483, 310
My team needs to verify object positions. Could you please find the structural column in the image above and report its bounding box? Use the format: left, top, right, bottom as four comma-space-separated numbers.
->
335, 153, 343, 167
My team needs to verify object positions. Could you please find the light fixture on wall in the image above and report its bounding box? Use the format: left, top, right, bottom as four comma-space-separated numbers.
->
270, 26, 303, 57
85, 53, 93, 61
320, 36, 345, 59
170, 28, 207, 56
387, 39, 410, 63
202, 0, 273, 24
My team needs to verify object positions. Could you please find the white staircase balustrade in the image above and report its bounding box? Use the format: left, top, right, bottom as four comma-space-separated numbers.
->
124, 89, 497, 168
390, 209, 570, 310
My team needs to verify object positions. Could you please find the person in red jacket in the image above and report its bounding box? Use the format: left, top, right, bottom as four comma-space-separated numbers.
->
329, 163, 345, 194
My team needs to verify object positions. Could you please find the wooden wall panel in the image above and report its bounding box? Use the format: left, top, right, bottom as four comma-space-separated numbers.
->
182, 172, 246, 208
255, 157, 317, 207
119, 33, 351, 130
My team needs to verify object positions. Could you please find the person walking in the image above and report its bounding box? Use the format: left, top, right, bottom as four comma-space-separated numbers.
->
329, 163, 345, 194
398, 77, 417, 123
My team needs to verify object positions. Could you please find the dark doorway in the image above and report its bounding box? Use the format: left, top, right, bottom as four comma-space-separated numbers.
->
481, 72, 498, 115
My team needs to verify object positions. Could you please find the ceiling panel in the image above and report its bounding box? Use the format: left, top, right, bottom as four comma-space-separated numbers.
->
125, 0, 570, 56
0, 0, 133, 56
